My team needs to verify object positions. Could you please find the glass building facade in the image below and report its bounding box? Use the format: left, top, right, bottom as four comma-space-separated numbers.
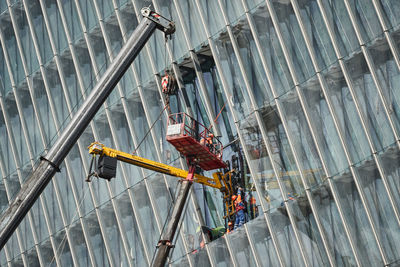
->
1, 0, 400, 266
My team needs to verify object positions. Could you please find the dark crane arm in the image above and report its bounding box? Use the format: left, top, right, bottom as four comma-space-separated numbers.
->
0, 7, 175, 250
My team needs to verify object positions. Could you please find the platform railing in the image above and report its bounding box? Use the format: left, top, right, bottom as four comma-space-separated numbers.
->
167, 113, 223, 160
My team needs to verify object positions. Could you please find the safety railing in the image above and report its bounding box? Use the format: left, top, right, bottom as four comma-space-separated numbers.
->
167, 112, 223, 159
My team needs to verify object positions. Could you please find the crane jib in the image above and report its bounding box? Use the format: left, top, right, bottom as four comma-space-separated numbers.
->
0, 8, 175, 251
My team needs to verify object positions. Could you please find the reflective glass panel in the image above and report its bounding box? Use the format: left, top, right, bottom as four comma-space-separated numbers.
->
251, 4, 294, 97
333, 170, 384, 266
296, 0, 337, 70
379, 0, 400, 29
379, 144, 400, 214
246, 215, 280, 266
311, 182, 357, 266
69, 221, 91, 266
271, 0, 314, 84
368, 38, 400, 136
116, 192, 147, 266
280, 91, 326, 187
225, 227, 257, 266
207, 235, 233, 266
319, 0, 359, 57
301, 76, 348, 175
323, 64, 372, 164
84, 212, 109, 266
345, 0, 382, 43
355, 157, 400, 263
345, 52, 395, 151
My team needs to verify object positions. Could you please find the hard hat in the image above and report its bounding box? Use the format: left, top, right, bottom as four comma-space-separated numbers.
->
209, 133, 214, 137
228, 221, 233, 226
196, 226, 201, 233
231, 195, 237, 201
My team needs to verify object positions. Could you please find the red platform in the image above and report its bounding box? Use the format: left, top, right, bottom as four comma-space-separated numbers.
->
166, 113, 226, 171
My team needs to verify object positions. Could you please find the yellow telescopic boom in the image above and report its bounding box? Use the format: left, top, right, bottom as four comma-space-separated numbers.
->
88, 142, 227, 189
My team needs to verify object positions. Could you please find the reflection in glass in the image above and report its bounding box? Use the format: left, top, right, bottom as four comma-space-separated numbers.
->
296, 0, 336, 70
281, 91, 326, 187
345, 53, 395, 151
85, 212, 109, 266
246, 216, 280, 266
116, 192, 147, 266
98, 201, 128, 265
379, 144, 400, 213
132, 181, 159, 255
214, 33, 253, 120
379, 0, 400, 30
225, 227, 257, 266
369, 39, 400, 135
345, 0, 382, 43
319, 0, 359, 56
333, 170, 384, 266
207, 235, 233, 266
355, 158, 400, 263
271, 0, 314, 84
270, 209, 306, 266
311, 182, 357, 266
69, 220, 91, 266
301, 77, 348, 175
323, 64, 371, 164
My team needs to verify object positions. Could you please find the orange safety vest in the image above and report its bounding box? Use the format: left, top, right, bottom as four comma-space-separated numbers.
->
234, 194, 245, 211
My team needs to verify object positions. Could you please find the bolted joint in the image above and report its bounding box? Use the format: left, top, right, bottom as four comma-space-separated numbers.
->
156, 240, 175, 248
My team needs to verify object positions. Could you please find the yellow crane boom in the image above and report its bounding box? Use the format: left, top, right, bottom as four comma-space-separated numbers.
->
88, 142, 229, 190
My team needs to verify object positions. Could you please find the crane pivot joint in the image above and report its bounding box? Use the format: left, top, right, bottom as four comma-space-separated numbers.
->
141, 7, 175, 35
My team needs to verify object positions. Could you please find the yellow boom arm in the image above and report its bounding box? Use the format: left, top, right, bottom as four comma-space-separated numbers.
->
88, 142, 225, 189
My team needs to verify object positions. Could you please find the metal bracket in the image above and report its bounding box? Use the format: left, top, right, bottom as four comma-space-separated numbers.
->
40, 156, 61, 172
156, 240, 175, 248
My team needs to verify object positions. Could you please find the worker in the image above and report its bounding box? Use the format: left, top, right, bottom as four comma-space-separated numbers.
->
249, 195, 259, 219
200, 133, 215, 153
232, 187, 246, 229
226, 221, 234, 233
206, 133, 215, 153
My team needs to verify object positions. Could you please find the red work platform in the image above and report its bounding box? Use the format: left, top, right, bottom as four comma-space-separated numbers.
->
166, 113, 226, 171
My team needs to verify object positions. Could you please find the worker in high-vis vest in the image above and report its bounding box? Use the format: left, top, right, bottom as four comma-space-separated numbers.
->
226, 221, 234, 233
232, 187, 246, 229
249, 195, 259, 219
200, 133, 215, 153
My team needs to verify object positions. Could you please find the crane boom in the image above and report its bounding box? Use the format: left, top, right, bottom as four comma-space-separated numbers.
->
0, 7, 175, 250
88, 142, 225, 189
